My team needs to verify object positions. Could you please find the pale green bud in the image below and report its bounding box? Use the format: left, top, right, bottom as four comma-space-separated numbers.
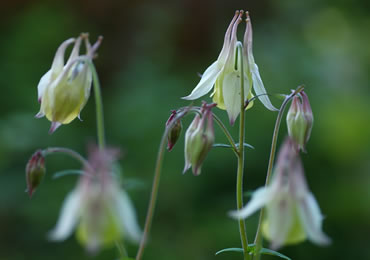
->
183, 106, 214, 176
286, 91, 314, 152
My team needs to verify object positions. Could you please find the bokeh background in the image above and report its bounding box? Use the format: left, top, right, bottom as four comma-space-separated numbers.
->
1, 0, 369, 259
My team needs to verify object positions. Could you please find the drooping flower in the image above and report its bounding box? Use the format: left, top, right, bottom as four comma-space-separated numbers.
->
286, 91, 314, 152
183, 103, 215, 176
36, 33, 102, 133
230, 138, 330, 249
48, 146, 142, 253
182, 11, 276, 125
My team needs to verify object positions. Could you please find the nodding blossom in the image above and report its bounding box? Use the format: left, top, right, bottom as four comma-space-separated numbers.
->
36, 33, 102, 133
230, 138, 330, 249
48, 146, 142, 253
183, 11, 276, 125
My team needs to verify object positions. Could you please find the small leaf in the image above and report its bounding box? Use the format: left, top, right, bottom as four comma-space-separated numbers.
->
52, 169, 86, 179
213, 143, 254, 149
244, 190, 254, 198
236, 143, 255, 149
260, 248, 291, 260
215, 248, 243, 255
216, 244, 256, 256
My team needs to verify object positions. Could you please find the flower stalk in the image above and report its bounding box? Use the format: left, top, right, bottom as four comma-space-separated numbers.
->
253, 86, 304, 260
135, 110, 188, 260
236, 42, 250, 260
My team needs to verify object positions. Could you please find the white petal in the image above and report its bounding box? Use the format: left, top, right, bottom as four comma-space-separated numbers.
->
222, 71, 241, 125
50, 38, 75, 78
114, 190, 142, 243
65, 36, 83, 67
48, 190, 81, 241
297, 193, 331, 246
217, 11, 240, 63
229, 186, 275, 219
267, 194, 294, 249
182, 61, 221, 100
37, 70, 52, 103
251, 63, 278, 111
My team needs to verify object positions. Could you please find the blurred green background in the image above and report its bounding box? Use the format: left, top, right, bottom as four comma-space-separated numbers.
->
1, 0, 370, 259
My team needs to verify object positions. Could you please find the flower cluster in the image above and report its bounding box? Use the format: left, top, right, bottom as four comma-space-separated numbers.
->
183, 11, 276, 125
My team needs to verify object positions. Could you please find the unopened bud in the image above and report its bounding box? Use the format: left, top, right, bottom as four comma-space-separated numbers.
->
26, 150, 46, 197
183, 105, 214, 176
166, 111, 182, 151
286, 91, 314, 152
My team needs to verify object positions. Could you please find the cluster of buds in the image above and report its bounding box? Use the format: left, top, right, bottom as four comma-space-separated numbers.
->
25, 150, 46, 197
36, 33, 102, 133
230, 138, 330, 249
183, 103, 215, 176
183, 10, 276, 125
48, 146, 142, 253
286, 91, 314, 152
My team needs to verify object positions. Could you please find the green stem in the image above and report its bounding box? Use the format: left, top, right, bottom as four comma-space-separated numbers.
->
236, 43, 250, 260
212, 114, 239, 156
87, 61, 106, 150
135, 111, 187, 260
253, 86, 304, 260
43, 147, 92, 171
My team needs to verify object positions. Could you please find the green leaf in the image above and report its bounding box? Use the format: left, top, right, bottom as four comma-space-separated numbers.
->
216, 244, 256, 255
260, 248, 291, 260
215, 248, 243, 255
52, 169, 86, 179
117, 258, 135, 260
213, 143, 254, 149
244, 190, 254, 198
215, 245, 290, 260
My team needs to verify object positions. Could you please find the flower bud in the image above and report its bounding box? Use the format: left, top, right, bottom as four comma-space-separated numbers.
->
183, 105, 214, 176
286, 91, 314, 152
166, 110, 182, 151
26, 150, 46, 197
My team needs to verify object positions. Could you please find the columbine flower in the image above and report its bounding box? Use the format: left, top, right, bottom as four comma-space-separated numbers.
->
183, 103, 215, 176
286, 91, 314, 152
182, 11, 276, 125
230, 138, 330, 249
48, 146, 141, 253
36, 33, 102, 133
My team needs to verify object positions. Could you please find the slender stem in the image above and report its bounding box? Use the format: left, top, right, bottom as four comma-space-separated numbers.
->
212, 114, 239, 156
236, 43, 250, 260
42, 147, 92, 172
253, 86, 304, 260
87, 61, 106, 149
136, 111, 187, 260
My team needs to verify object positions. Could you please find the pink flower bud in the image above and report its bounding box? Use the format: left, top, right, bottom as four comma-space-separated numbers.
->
166, 110, 182, 151
25, 150, 46, 197
286, 91, 314, 152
